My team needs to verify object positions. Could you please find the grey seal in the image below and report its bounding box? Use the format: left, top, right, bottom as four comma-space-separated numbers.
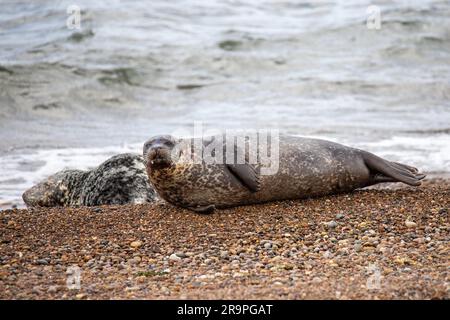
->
23, 153, 157, 207
143, 134, 425, 213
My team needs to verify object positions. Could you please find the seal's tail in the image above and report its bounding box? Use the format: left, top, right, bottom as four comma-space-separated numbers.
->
361, 151, 426, 186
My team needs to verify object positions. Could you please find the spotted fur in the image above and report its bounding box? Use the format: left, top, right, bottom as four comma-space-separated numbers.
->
23, 153, 157, 207
144, 135, 424, 211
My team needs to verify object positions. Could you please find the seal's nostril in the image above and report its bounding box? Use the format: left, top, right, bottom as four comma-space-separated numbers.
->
146, 147, 163, 161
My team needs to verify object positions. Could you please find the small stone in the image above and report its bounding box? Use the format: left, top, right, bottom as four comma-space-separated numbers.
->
394, 257, 414, 266
405, 220, 417, 228
327, 221, 338, 229
284, 264, 294, 270
169, 254, 181, 262
36, 259, 49, 265
264, 242, 272, 249
221, 265, 230, 272
125, 286, 139, 292
32, 286, 43, 294
86, 259, 96, 267
312, 277, 322, 284
161, 286, 170, 295
130, 241, 142, 248
377, 246, 387, 253
75, 293, 86, 299
47, 285, 59, 293
336, 213, 344, 220
175, 252, 187, 258
323, 250, 333, 259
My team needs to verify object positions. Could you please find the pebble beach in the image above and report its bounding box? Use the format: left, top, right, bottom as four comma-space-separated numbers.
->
1, 180, 448, 300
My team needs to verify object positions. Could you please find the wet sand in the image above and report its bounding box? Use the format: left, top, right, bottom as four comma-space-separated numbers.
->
0, 181, 448, 300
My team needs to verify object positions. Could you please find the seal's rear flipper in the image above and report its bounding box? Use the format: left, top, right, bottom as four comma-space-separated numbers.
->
391, 162, 419, 173
362, 151, 426, 186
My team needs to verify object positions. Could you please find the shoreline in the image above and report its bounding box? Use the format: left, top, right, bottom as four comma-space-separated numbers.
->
2, 174, 450, 211
0, 181, 448, 299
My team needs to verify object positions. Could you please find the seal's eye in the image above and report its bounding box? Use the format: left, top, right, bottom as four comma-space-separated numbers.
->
164, 140, 175, 148
143, 140, 155, 155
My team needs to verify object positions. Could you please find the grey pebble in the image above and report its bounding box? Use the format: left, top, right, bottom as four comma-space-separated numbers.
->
36, 259, 49, 265
327, 221, 338, 229
175, 252, 187, 258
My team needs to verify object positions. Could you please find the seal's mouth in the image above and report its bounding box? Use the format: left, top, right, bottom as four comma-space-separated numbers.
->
145, 147, 172, 169
149, 157, 170, 167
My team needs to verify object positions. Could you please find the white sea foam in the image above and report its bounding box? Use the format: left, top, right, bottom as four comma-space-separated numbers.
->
357, 135, 450, 174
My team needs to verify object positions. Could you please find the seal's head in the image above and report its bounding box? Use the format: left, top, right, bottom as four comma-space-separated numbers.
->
22, 170, 82, 207
143, 135, 178, 170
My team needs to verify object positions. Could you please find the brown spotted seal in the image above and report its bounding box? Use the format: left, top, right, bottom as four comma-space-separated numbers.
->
23, 153, 157, 207
143, 134, 425, 213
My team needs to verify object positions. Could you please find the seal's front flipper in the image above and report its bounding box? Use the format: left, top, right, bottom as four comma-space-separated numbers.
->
188, 204, 216, 214
222, 138, 260, 193
362, 151, 426, 186
226, 164, 260, 192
